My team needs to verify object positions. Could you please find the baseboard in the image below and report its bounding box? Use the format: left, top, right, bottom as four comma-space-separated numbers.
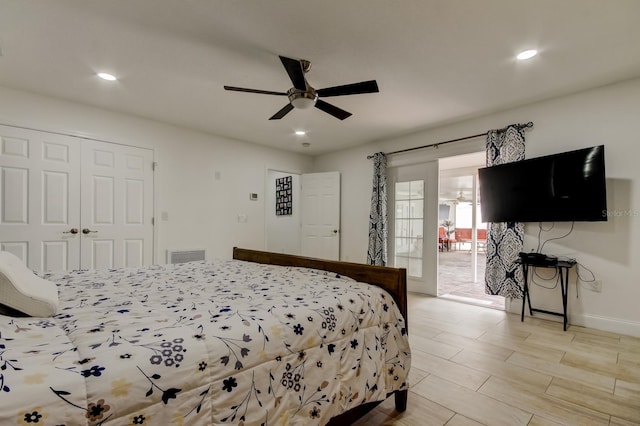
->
407, 281, 436, 296
507, 300, 640, 337
570, 313, 640, 338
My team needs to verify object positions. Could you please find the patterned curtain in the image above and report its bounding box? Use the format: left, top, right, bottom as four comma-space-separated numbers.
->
367, 153, 388, 266
485, 126, 526, 298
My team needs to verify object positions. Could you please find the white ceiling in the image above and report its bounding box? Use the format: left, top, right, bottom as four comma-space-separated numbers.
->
439, 152, 484, 201
1, 1, 639, 155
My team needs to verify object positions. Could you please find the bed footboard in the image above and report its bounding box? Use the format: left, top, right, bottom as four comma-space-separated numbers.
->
232, 247, 408, 327
232, 247, 409, 421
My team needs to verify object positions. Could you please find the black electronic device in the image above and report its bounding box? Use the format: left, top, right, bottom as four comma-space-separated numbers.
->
478, 145, 607, 223
519, 252, 558, 266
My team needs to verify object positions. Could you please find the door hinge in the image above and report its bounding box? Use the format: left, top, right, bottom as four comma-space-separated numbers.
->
152, 161, 158, 171
151, 217, 155, 226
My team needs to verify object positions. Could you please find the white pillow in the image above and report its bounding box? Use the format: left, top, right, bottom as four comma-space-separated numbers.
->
0, 251, 59, 317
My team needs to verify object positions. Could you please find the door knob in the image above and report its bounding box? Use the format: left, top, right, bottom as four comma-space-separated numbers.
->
63, 228, 79, 234
82, 228, 98, 234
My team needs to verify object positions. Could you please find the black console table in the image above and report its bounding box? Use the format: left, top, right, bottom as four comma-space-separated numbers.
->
517, 258, 577, 331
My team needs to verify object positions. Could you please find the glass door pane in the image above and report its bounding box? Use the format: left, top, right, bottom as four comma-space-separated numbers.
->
394, 180, 424, 278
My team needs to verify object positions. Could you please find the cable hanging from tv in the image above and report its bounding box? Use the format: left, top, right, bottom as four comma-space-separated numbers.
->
366, 122, 533, 159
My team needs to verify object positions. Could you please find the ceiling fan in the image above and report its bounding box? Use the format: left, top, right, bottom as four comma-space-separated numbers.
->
443, 191, 472, 205
224, 55, 379, 120
456, 191, 469, 203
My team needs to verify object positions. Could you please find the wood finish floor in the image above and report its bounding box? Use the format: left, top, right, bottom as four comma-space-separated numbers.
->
352, 293, 640, 426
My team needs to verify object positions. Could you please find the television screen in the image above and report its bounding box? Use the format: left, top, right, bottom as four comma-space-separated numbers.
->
478, 145, 607, 223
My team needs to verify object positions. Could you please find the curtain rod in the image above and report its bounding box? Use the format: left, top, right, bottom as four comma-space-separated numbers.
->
367, 121, 533, 159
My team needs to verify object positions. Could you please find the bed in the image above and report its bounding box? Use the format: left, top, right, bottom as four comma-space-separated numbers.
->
0, 247, 410, 425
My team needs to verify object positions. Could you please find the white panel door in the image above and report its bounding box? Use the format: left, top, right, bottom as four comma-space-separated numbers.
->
0, 125, 81, 271
80, 140, 154, 270
300, 172, 340, 260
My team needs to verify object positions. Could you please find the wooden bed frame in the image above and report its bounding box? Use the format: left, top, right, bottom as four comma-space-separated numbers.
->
233, 247, 409, 424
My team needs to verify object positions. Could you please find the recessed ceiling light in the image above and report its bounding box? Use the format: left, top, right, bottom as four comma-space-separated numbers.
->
295, 130, 306, 136
516, 49, 538, 61
97, 72, 117, 81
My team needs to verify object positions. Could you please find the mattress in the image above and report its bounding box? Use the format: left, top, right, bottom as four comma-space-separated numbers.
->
0, 259, 411, 425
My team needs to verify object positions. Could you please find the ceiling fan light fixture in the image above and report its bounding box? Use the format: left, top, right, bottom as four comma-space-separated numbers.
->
291, 97, 315, 109
289, 91, 317, 109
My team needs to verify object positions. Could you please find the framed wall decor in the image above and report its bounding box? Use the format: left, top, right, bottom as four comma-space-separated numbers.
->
275, 175, 293, 215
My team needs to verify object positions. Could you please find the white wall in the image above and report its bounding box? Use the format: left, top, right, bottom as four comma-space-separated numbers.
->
2, 78, 638, 336
314, 77, 640, 337
266, 170, 301, 255
0, 86, 313, 262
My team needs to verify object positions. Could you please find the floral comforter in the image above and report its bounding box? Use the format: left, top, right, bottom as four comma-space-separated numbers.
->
0, 259, 411, 425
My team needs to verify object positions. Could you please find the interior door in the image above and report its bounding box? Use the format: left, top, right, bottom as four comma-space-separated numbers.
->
388, 162, 439, 294
80, 140, 154, 270
300, 171, 340, 260
0, 125, 81, 271
0, 124, 154, 272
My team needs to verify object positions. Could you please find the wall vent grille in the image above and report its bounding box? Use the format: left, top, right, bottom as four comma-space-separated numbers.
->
167, 249, 206, 264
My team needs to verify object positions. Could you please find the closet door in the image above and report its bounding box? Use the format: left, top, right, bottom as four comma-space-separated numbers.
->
80, 140, 154, 270
0, 125, 154, 272
0, 125, 81, 271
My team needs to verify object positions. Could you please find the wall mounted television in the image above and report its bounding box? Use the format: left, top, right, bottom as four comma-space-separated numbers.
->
478, 145, 607, 223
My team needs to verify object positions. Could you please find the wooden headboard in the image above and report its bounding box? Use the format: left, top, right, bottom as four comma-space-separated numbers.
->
232, 247, 407, 329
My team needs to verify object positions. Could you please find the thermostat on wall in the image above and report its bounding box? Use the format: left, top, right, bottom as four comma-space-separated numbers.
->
249, 193, 258, 200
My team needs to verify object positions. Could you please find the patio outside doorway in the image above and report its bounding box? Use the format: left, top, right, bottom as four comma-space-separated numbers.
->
438, 153, 504, 310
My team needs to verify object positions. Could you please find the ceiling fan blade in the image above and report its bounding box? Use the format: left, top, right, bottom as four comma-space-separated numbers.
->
315, 99, 352, 120
317, 80, 379, 97
224, 86, 287, 96
279, 56, 307, 91
269, 103, 295, 120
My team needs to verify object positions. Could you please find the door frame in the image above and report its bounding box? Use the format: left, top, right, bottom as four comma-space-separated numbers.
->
264, 168, 341, 260
386, 144, 512, 311
439, 165, 484, 281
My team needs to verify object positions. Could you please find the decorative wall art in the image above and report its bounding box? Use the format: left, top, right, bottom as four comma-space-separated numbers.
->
275, 175, 293, 215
